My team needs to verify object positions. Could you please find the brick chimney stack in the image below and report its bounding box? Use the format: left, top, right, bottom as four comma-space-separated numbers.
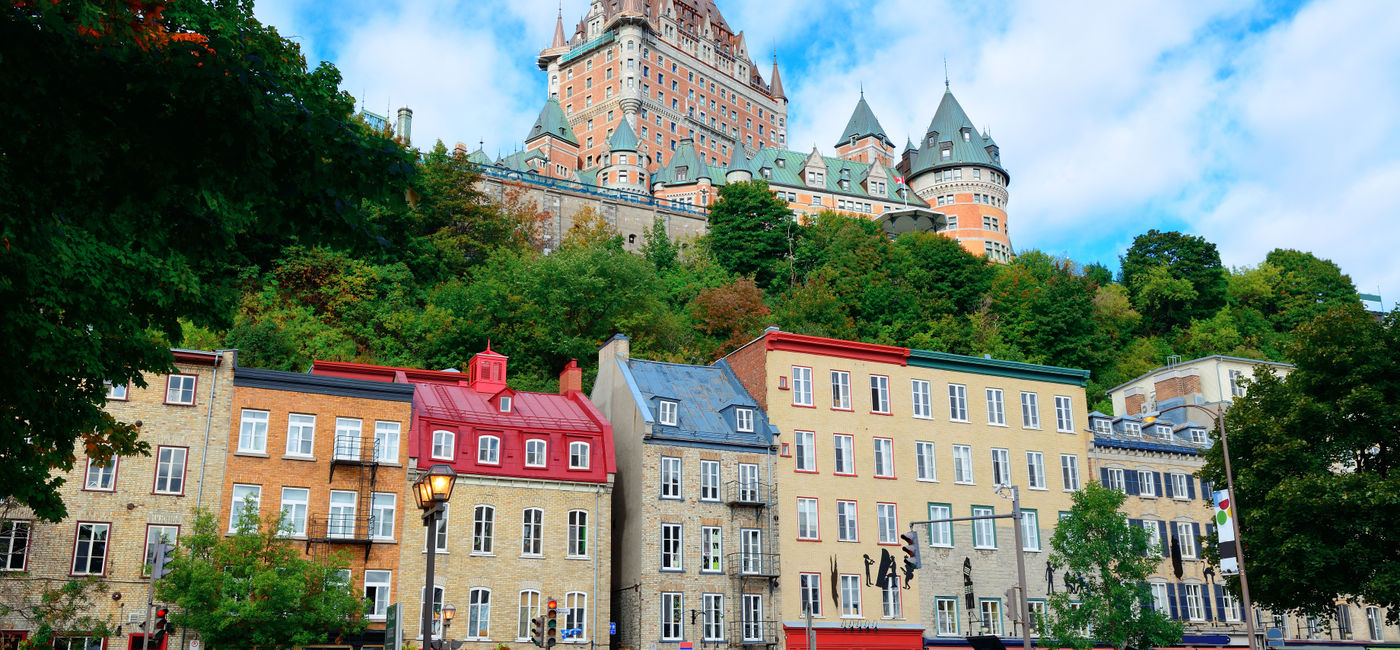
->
559, 359, 583, 394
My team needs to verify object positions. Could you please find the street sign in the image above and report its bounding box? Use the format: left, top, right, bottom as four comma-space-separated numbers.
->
679, 643, 693, 650
1266, 628, 1284, 647
609, 622, 616, 635
385, 603, 400, 650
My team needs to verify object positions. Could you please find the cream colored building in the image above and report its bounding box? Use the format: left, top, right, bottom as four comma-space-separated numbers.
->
1106, 355, 1293, 418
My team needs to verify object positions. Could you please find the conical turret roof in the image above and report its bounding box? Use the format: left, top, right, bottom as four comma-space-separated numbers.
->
655, 138, 710, 185
769, 57, 785, 99
525, 97, 577, 146
726, 140, 750, 173
551, 9, 566, 48
910, 88, 1002, 175
608, 118, 639, 152
836, 92, 890, 147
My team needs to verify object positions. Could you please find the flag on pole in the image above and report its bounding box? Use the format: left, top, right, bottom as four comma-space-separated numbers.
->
1213, 490, 1239, 575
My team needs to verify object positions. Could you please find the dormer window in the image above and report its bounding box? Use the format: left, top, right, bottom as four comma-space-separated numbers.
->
676, 166, 688, 181
1156, 425, 1173, 440
849, 135, 857, 146
1093, 419, 1111, 435
962, 129, 971, 142
775, 158, 785, 168
761, 167, 772, 179
941, 145, 952, 160
1190, 428, 1208, 444
736, 408, 754, 433
659, 400, 678, 426
1124, 422, 1141, 437
477, 435, 500, 464
499, 396, 512, 413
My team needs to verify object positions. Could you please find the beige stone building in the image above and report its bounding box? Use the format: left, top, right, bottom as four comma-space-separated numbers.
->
1105, 355, 1293, 418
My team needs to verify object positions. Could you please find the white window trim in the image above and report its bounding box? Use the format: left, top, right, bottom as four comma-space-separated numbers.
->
431, 430, 455, 461
569, 441, 591, 469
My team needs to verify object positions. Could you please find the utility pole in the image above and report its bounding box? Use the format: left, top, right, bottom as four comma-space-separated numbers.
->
804, 602, 816, 650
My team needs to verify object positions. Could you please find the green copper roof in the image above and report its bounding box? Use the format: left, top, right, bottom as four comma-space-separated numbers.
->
525, 97, 578, 146
908, 349, 1089, 386
608, 118, 639, 152
726, 140, 750, 174
655, 139, 711, 185
836, 93, 890, 148
496, 149, 546, 172
747, 147, 923, 205
466, 149, 492, 165
909, 89, 1003, 177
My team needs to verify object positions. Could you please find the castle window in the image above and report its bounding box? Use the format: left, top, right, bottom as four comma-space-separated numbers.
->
775, 158, 785, 168
676, 166, 688, 181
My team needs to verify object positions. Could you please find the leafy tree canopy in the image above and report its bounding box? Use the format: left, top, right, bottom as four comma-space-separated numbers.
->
705, 180, 797, 285
1121, 230, 1227, 331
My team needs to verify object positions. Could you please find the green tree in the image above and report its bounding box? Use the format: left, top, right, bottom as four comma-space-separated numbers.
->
705, 180, 795, 285
0, 0, 414, 520
1199, 305, 1400, 622
1120, 230, 1227, 331
156, 504, 366, 650
1262, 249, 1359, 331
0, 575, 115, 650
987, 251, 1101, 370
1042, 483, 1183, 650
640, 216, 679, 273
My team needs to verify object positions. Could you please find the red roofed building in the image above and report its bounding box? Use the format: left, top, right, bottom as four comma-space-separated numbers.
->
314, 348, 615, 647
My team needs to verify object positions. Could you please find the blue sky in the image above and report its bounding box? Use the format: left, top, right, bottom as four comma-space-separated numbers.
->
256, 0, 1400, 303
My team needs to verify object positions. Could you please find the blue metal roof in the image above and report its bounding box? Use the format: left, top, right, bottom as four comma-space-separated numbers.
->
621, 357, 775, 450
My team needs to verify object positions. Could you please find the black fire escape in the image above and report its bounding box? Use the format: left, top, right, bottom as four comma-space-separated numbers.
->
724, 477, 779, 647
306, 432, 380, 561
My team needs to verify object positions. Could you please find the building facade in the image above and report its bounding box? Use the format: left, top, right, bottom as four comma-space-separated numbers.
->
313, 349, 615, 650
221, 366, 416, 650
0, 349, 234, 650
1105, 355, 1294, 418
721, 329, 1090, 649
592, 334, 780, 649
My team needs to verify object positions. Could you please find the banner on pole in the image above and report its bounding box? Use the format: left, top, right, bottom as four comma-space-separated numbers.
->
1213, 490, 1239, 575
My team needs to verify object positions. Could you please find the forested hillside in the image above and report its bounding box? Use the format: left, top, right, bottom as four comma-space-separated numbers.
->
187, 145, 1361, 413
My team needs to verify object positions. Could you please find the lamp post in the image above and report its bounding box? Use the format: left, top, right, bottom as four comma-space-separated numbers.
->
1152, 403, 1257, 650
414, 463, 458, 650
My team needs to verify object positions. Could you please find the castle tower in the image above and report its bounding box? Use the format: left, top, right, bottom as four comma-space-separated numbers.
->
652, 138, 716, 205
598, 117, 649, 193
524, 96, 581, 179
724, 139, 752, 184
903, 87, 1013, 261
834, 91, 894, 166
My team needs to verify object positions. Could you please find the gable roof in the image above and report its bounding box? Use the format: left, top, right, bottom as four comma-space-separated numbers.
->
836, 93, 891, 148
526, 97, 578, 146
620, 357, 775, 449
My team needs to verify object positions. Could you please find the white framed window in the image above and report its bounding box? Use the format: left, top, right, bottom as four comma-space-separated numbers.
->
740, 528, 763, 574
981, 599, 1004, 635
1021, 392, 1040, 428
371, 492, 395, 540
912, 379, 932, 418
431, 430, 455, 460
1190, 427, 1208, 444
1060, 454, 1081, 491
700, 460, 720, 501
928, 503, 953, 547
882, 575, 902, 619
972, 506, 996, 549
1026, 451, 1046, 489
1054, 395, 1074, 432
990, 448, 1010, 486
836, 500, 858, 542
104, 380, 128, 400
877, 502, 898, 544
736, 408, 754, 432
658, 400, 679, 426
432, 503, 449, 552
165, 374, 197, 405
477, 435, 500, 464
525, 439, 547, 467
328, 490, 356, 539
800, 573, 822, 617
1170, 473, 1189, 499
1022, 509, 1041, 551
660, 456, 682, 498
792, 366, 814, 406
1124, 421, 1142, 437
422, 585, 445, 636
1224, 591, 1243, 623
915, 441, 937, 481
833, 435, 854, 474
568, 510, 588, 557
237, 409, 269, 453
797, 498, 819, 540
1105, 467, 1125, 492
334, 417, 362, 460
142, 525, 178, 577
1183, 583, 1205, 621
701, 526, 722, 572
1177, 522, 1197, 558
364, 570, 392, 620
374, 421, 400, 463
466, 587, 491, 639
831, 370, 851, 409
949, 384, 969, 421
794, 431, 816, 471
738, 463, 760, 502
498, 395, 512, 413
80, 456, 115, 492
840, 574, 862, 617
1144, 519, 1162, 551
517, 590, 541, 641
229, 484, 261, 532
71, 522, 109, 575
1229, 369, 1247, 397
986, 388, 1006, 425
742, 594, 765, 642
661, 592, 683, 640
873, 437, 894, 477
1, 521, 31, 571
1150, 582, 1169, 615
521, 508, 542, 556
702, 593, 724, 641
953, 444, 974, 484
569, 441, 590, 469
936, 597, 959, 635
870, 375, 890, 413
1094, 419, 1112, 435
286, 413, 315, 457
565, 591, 587, 642
1139, 470, 1157, 496
279, 487, 309, 536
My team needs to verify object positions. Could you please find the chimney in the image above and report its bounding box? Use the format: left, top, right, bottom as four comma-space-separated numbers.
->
396, 107, 413, 145
559, 359, 583, 394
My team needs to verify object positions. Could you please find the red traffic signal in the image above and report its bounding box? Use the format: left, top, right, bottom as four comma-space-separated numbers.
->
547, 599, 557, 609
155, 608, 168, 618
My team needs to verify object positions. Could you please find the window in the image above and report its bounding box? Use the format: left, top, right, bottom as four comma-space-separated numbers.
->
739, 528, 764, 574
800, 573, 822, 617
365, 570, 392, 619
916, 441, 937, 481
882, 575, 902, 618
1183, 583, 1205, 620
1026, 452, 1046, 489
953, 445, 974, 484
972, 506, 996, 549
738, 463, 760, 502
836, 500, 858, 542
1061, 454, 1081, 491
936, 597, 959, 635
1223, 590, 1242, 623
792, 366, 813, 406
658, 400, 678, 426
279, 487, 309, 536
736, 408, 754, 432
476, 435, 501, 465
701, 526, 722, 572
1190, 428, 1208, 444
328, 490, 356, 539
71, 522, 109, 575
873, 438, 894, 478
333, 417, 362, 460
165, 374, 196, 405
52, 638, 102, 650
375, 421, 400, 463
797, 498, 819, 540
795, 431, 816, 471
831, 370, 851, 409
702, 593, 724, 641
432, 503, 449, 552
1367, 606, 1382, 640
520, 508, 543, 556
1, 521, 30, 571
141, 524, 177, 576
105, 380, 128, 400
1022, 510, 1041, 551
565, 592, 587, 642
1149, 582, 1169, 615
1105, 467, 1125, 492
1139, 470, 1157, 496
286, 413, 315, 457
833, 435, 854, 474
986, 389, 1006, 425
1094, 419, 1112, 435
877, 503, 898, 544
912, 380, 932, 418
1229, 369, 1247, 397
431, 430, 455, 460
870, 375, 890, 413
371, 493, 395, 540
238, 409, 269, 453
518, 590, 541, 641
977, 598, 1004, 635
1177, 522, 1197, 558
742, 594, 765, 641
949, 384, 969, 421
1170, 473, 1189, 499
700, 460, 720, 501
229, 484, 261, 532
466, 587, 491, 639
1028, 600, 1047, 632
568, 510, 587, 557
990, 448, 1011, 486
840, 574, 862, 617
1124, 422, 1142, 437
1054, 395, 1074, 432
525, 439, 547, 467
1021, 392, 1040, 428
1144, 520, 1162, 551
660, 456, 682, 498
927, 503, 953, 547
569, 441, 590, 469
661, 592, 683, 640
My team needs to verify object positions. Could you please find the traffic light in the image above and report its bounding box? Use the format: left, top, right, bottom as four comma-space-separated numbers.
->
151, 542, 175, 579
900, 529, 921, 569
530, 616, 544, 647
546, 598, 558, 648
150, 607, 170, 643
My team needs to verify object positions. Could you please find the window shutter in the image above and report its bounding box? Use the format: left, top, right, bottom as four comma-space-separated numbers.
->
1215, 584, 1227, 620
1158, 520, 1170, 557
1154, 472, 1164, 497
1100, 467, 1109, 485
1202, 479, 1212, 501
1186, 475, 1197, 499
1168, 583, 1180, 620
1202, 583, 1214, 620
1125, 470, 1140, 495
1163, 474, 1174, 498
1138, 581, 1151, 612
1193, 522, 1203, 553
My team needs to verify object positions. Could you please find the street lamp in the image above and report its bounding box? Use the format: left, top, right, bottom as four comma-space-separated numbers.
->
1149, 404, 1258, 650
415, 463, 457, 650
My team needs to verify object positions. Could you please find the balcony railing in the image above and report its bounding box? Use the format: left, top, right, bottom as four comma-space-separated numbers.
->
728, 620, 779, 646
725, 552, 780, 578
331, 435, 384, 464
306, 513, 375, 544
723, 480, 772, 507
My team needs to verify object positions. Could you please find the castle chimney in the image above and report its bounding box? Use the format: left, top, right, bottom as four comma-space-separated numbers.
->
396, 106, 413, 145
559, 359, 583, 394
